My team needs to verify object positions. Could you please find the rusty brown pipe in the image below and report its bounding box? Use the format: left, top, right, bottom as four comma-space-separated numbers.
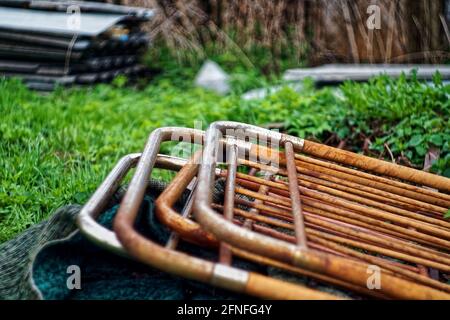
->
212, 200, 450, 286
219, 144, 238, 264
285, 141, 308, 248
301, 140, 450, 192
249, 148, 450, 207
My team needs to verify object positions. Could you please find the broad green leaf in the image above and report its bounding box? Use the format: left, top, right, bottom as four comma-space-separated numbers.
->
408, 135, 422, 147
429, 134, 443, 146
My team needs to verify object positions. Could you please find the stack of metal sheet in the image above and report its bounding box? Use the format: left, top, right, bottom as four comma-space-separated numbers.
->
0, 0, 155, 90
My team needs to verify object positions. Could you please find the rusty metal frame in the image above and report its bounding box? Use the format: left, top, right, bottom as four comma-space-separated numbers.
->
77, 123, 450, 299
155, 151, 394, 299
111, 127, 341, 299
155, 153, 450, 297
193, 121, 450, 300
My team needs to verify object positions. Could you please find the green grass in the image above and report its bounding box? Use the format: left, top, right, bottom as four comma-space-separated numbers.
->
0, 76, 234, 242
1, 70, 449, 243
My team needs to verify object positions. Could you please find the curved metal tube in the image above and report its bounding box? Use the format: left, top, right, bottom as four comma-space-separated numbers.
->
194, 121, 450, 300
156, 151, 218, 248
77, 153, 188, 256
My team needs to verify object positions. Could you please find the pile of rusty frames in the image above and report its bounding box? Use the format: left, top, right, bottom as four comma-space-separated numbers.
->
78, 122, 450, 300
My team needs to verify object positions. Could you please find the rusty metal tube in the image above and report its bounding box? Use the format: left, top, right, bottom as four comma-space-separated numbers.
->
285, 141, 308, 248
219, 144, 238, 264
301, 140, 450, 192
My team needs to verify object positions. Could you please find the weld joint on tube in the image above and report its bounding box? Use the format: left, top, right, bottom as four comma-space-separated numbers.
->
282, 136, 305, 151
211, 264, 249, 291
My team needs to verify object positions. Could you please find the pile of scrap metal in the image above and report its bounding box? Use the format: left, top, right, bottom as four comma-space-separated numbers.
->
78, 121, 450, 300
0, 0, 155, 91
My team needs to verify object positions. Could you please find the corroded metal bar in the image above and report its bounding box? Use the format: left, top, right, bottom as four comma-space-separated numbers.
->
238, 157, 450, 225
300, 140, 450, 192
285, 141, 308, 248
233, 175, 450, 252
235, 183, 450, 256
219, 144, 238, 264
294, 156, 450, 207
242, 149, 450, 207
295, 170, 446, 215
219, 196, 450, 272
165, 179, 197, 250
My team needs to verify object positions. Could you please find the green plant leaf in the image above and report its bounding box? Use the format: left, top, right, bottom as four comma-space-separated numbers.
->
409, 135, 423, 147
415, 145, 427, 156
429, 134, 443, 146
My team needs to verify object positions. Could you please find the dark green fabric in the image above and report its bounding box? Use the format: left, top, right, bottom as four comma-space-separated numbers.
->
31, 188, 257, 300
0, 205, 81, 299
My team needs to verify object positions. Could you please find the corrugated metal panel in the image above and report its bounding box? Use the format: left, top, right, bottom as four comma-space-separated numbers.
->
0, 0, 154, 19
0, 2, 155, 90
0, 7, 125, 37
